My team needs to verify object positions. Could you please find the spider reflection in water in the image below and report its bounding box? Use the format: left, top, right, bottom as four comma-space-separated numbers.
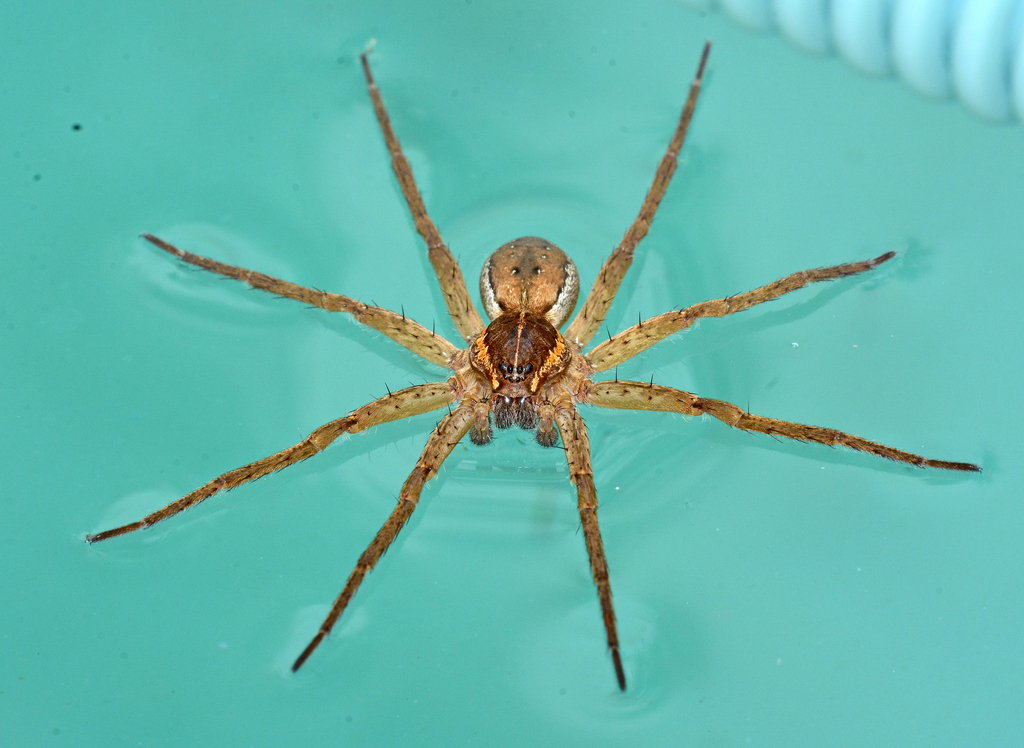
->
88, 42, 979, 690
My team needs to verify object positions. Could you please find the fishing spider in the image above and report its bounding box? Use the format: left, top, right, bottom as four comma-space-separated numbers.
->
88, 42, 980, 690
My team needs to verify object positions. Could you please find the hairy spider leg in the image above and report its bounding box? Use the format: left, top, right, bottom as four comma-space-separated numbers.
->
587, 251, 896, 372
589, 381, 981, 472
360, 51, 486, 343
86, 382, 457, 543
141, 234, 459, 368
554, 406, 627, 690
565, 40, 711, 348
292, 397, 476, 671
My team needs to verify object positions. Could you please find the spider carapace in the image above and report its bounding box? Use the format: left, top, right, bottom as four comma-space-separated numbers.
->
87, 42, 979, 691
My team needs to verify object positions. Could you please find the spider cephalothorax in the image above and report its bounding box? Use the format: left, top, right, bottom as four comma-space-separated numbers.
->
469, 309, 571, 400
88, 42, 979, 691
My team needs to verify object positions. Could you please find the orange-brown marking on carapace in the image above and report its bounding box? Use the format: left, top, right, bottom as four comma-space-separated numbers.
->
469, 311, 571, 398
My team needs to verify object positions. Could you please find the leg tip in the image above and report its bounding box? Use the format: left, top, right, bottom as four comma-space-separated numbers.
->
613, 651, 627, 691
697, 41, 712, 79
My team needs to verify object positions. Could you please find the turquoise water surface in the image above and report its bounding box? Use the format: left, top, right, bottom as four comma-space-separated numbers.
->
3, 1, 1021, 746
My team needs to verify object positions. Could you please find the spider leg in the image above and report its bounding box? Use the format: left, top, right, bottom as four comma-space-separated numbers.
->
292, 396, 476, 671
142, 234, 459, 368
359, 51, 486, 344
565, 41, 711, 349
589, 380, 981, 472
587, 251, 895, 372
86, 382, 457, 543
554, 405, 627, 690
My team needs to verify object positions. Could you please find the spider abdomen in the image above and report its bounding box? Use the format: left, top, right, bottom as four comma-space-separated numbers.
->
479, 237, 579, 327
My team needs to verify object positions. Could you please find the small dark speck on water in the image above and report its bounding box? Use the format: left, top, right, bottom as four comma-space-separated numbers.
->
72, 123, 82, 131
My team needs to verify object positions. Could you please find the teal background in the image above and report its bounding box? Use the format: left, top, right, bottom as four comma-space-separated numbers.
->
3, 1, 1020, 746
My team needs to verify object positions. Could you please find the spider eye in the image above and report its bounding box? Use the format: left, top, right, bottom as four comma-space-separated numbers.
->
510, 267, 520, 275
532, 266, 542, 274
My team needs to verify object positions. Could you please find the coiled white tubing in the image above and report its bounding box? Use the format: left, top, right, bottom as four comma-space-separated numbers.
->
685, 0, 1024, 122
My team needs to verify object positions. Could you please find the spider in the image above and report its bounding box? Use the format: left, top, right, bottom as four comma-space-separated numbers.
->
87, 42, 980, 691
